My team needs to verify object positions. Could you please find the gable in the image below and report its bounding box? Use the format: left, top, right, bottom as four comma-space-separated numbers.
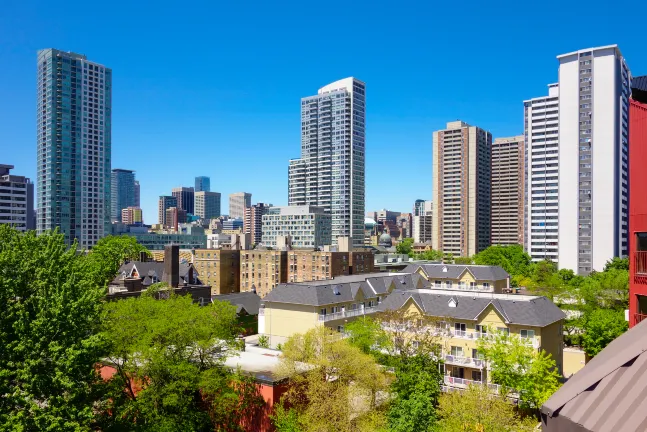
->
403, 297, 424, 316
475, 303, 507, 327
416, 278, 424, 289
458, 267, 477, 283
415, 266, 428, 280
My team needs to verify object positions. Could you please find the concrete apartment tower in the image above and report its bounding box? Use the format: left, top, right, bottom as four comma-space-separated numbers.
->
288, 77, 366, 247
111, 169, 136, 222
0, 164, 35, 231
557, 45, 630, 274
432, 121, 492, 257
36, 49, 112, 247
244, 202, 272, 245
229, 192, 251, 220
491, 135, 525, 246
524, 84, 560, 262
413, 200, 433, 244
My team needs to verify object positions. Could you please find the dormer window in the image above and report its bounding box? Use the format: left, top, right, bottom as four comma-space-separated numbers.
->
442, 266, 447, 272
448, 298, 457, 308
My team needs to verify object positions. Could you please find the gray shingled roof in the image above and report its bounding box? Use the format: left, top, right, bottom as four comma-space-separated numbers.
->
112, 261, 198, 285
212, 292, 261, 315
377, 290, 564, 327
401, 263, 509, 281
264, 279, 381, 306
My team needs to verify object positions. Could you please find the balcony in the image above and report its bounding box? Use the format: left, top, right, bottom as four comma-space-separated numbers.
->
443, 376, 499, 392
448, 329, 487, 340
635, 252, 647, 284
636, 313, 647, 324
318, 306, 377, 322
444, 354, 485, 368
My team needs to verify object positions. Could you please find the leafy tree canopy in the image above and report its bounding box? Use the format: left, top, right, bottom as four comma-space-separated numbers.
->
85, 235, 149, 288
395, 237, 414, 256
473, 245, 533, 280
580, 308, 628, 357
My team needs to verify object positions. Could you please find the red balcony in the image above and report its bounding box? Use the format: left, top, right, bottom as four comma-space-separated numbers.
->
635, 314, 647, 325
636, 251, 647, 275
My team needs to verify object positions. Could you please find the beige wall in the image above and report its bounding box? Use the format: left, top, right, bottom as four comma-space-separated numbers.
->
263, 302, 318, 341
540, 320, 564, 376
563, 347, 586, 379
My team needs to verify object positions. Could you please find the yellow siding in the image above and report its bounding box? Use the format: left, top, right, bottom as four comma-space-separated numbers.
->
563, 348, 586, 379
476, 305, 507, 329
459, 270, 476, 284
539, 320, 563, 376
263, 303, 318, 338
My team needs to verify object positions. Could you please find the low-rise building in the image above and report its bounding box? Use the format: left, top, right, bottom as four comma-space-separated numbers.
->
402, 263, 510, 293
240, 250, 289, 298
121, 206, 142, 225
192, 249, 241, 295
287, 250, 374, 282
0, 164, 34, 232
262, 205, 331, 248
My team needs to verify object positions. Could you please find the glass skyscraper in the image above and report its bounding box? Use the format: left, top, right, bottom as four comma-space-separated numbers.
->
195, 176, 210, 192
288, 77, 366, 246
36, 49, 112, 248
111, 169, 136, 222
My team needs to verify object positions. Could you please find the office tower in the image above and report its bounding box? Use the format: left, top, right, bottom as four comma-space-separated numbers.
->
172, 186, 194, 214
166, 207, 187, 230
0, 164, 34, 231
134, 180, 140, 207
557, 45, 630, 274
288, 77, 366, 247
432, 121, 492, 257
244, 202, 272, 245
413, 199, 425, 216
194, 191, 221, 220
158, 195, 177, 227
111, 169, 136, 222
121, 206, 142, 225
491, 135, 525, 246
413, 200, 433, 244
36, 49, 112, 247
229, 192, 251, 219
195, 176, 210, 192
262, 206, 332, 248
524, 84, 560, 262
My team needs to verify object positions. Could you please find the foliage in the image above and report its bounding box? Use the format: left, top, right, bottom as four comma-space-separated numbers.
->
278, 327, 389, 432
86, 235, 149, 288
604, 256, 629, 272
580, 309, 628, 357
270, 403, 303, 432
344, 316, 390, 356
99, 293, 264, 431
436, 384, 537, 432
473, 244, 533, 282
375, 308, 442, 360
533, 259, 558, 287
257, 334, 270, 348
477, 331, 561, 410
0, 226, 107, 431
453, 256, 473, 264
396, 237, 414, 256
414, 249, 444, 261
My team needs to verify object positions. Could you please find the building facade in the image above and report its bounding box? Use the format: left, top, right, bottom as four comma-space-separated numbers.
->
557, 45, 630, 274
134, 180, 140, 208
0, 164, 34, 231
172, 186, 194, 215
287, 250, 374, 283
244, 202, 272, 245
195, 176, 210, 192
36, 49, 112, 248
524, 84, 560, 262
126, 232, 206, 251
166, 207, 187, 229
288, 78, 366, 247
413, 199, 425, 216
158, 195, 177, 227
111, 169, 136, 222
192, 249, 240, 295
261, 205, 332, 249
194, 191, 221, 220
491, 136, 525, 246
240, 250, 288, 298
229, 192, 251, 220
432, 121, 492, 256
121, 206, 142, 225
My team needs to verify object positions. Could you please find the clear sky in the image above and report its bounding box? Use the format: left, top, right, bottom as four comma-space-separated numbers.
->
1, 0, 645, 223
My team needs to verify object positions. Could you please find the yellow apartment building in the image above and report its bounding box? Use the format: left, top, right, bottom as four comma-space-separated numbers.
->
192, 249, 240, 295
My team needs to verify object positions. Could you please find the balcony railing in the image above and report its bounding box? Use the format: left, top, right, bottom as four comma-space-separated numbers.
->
636, 313, 647, 324
448, 329, 488, 340
444, 354, 485, 368
635, 251, 647, 275
318, 306, 377, 322
443, 376, 500, 392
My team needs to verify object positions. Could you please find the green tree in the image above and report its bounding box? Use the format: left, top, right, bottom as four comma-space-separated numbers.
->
477, 331, 561, 410
396, 237, 414, 256
532, 259, 558, 288
344, 316, 389, 356
454, 256, 473, 264
0, 226, 106, 431
473, 245, 533, 283
415, 249, 444, 261
436, 384, 536, 431
85, 235, 149, 288
270, 403, 303, 432
580, 308, 628, 357
99, 293, 264, 431
604, 256, 629, 272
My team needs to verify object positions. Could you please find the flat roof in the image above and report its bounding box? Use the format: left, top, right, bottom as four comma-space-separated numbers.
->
556, 44, 620, 59
223, 346, 285, 385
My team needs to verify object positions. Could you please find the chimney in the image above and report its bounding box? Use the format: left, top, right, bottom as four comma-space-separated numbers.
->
164, 245, 179, 288
139, 251, 148, 262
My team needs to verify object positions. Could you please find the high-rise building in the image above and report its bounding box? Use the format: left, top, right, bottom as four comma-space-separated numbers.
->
134, 180, 140, 208
557, 45, 630, 274
166, 207, 187, 229
194, 191, 221, 220
229, 192, 251, 219
413, 199, 425, 216
262, 206, 332, 249
121, 206, 142, 225
491, 135, 525, 246
36, 49, 112, 247
524, 84, 560, 262
158, 195, 177, 227
432, 121, 492, 257
111, 169, 136, 222
288, 77, 366, 247
0, 164, 35, 232
413, 200, 433, 244
195, 176, 210, 192
172, 186, 194, 215
244, 202, 272, 245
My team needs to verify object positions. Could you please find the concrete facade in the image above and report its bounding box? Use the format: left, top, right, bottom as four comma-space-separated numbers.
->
491, 135, 525, 246
0, 164, 34, 232
229, 192, 251, 220
261, 205, 331, 249
194, 191, 221, 220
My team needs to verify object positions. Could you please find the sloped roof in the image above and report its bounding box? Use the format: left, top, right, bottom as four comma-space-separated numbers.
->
377, 290, 564, 327
112, 261, 198, 285
212, 292, 261, 315
541, 319, 647, 431
402, 263, 509, 281
264, 278, 383, 306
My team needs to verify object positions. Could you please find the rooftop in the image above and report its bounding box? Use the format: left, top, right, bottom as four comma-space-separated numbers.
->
557, 44, 622, 60
223, 346, 285, 385
402, 263, 509, 281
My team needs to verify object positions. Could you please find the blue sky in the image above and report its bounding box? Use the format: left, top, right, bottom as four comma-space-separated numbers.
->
1, 0, 645, 223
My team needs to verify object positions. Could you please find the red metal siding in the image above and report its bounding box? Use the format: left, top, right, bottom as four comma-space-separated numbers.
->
629, 99, 647, 327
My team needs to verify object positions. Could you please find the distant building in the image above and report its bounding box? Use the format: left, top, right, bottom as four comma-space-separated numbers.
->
287, 250, 374, 283
223, 218, 244, 231
229, 192, 251, 220
491, 135, 525, 246
111, 169, 136, 222
134, 180, 140, 208
121, 206, 142, 225
240, 250, 288, 297
262, 205, 331, 249
0, 164, 34, 231
194, 191, 221, 220
126, 231, 206, 251
195, 176, 210, 193
172, 186, 195, 215
244, 203, 272, 245
192, 249, 240, 295
166, 207, 187, 229
413, 199, 425, 216
432, 120, 492, 257
158, 195, 177, 227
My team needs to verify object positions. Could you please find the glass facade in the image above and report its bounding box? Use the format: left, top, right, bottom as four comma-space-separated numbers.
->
195, 176, 210, 192
111, 169, 136, 222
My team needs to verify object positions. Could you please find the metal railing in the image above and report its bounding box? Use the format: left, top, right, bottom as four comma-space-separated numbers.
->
443, 376, 501, 392
318, 306, 377, 322
636, 313, 647, 324
635, 251, 647, 275
444, 354, 485, 368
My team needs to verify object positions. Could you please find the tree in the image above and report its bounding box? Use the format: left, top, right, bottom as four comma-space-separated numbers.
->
396, 237, 414, 256
375, 309, 442, 360
436, 384, 536, 431
278, 327, 389, 432
473, 245, 533, 281
85, 235, 149, 288
0, 226, 106, 430
454, 256, 473, 264
532, 259, 558, 288
99, 293, 264, 431
270, 404, 303, 432
580, 309, 628, 357
343, 316, 389, 356
477, 331, 561, 410
415, 249, 443, 261
604, 256, 629, 272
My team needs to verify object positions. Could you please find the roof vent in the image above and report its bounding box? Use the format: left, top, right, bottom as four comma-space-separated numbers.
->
442, 266, 448, 272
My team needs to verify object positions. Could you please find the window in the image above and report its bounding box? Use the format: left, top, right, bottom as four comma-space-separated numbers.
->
445, 281, 453, 289
520, 329, 535, 339
435, 280, 441, 288
475, 324, 487, 335
320, 308, 326, 316
483, 282, 490, 290
450, 346, 463, 357
454, 322, 466, 336
469, 282, 476, 290
497, 327, 509, 335
471, 370, 482, 382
